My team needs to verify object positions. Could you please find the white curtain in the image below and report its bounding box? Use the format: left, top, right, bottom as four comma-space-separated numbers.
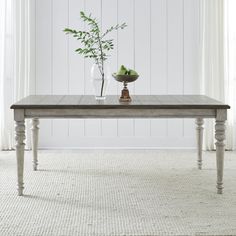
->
225, 0, 236, 150
0, 0, 31, 150
200, 0, 235, 150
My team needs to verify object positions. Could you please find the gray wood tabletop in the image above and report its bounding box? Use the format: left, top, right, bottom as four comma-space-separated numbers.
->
11, 95, 230, 109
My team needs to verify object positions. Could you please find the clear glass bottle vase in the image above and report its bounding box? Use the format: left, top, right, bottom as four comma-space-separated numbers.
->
91, 63, 110, 100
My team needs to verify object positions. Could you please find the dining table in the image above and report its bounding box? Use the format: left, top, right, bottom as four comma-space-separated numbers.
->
11, 95, 230, 196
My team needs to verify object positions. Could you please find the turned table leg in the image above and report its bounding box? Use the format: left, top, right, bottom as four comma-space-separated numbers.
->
15, 110, 26, 196
31, 118, 39, 171
196, 118, 204, 169
215, 110, 227, 194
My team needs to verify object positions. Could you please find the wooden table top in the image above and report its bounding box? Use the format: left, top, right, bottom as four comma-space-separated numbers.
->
11, 95, 230, 109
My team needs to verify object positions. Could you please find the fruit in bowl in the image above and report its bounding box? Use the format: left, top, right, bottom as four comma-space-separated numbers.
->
113, 65, 139, 102
117, 65, 139, 76
117, 65, 127, 75
113, 65, 139, 83
129, 69, 138, 76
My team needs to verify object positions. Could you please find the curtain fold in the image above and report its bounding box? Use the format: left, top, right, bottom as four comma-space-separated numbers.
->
0, 0, 31, 150
0, 0, 14, 150
224, 0, 236, 150
0, 0, 6, 150
200, 0, 235, 150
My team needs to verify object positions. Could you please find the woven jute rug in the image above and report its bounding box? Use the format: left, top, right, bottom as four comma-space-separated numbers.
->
0, 150, 236, 236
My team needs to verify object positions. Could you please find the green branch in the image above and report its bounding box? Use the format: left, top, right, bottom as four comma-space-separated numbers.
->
64, 11, 127, 97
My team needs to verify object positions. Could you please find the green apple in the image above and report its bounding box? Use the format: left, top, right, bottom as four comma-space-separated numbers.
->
117, 65, 127, 75
129, 69, 138, 76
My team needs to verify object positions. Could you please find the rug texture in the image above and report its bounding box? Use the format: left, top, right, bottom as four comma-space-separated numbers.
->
0, 150, 236, 236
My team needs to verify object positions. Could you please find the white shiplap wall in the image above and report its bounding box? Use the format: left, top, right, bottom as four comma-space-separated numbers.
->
33, 0, 200, 148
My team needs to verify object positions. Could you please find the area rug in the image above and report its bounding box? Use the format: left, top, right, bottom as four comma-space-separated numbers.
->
0, 150, 236, 236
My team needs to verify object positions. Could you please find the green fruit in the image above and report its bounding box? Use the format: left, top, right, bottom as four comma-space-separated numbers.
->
129, 69, 138, 76
117, 65, 127, 75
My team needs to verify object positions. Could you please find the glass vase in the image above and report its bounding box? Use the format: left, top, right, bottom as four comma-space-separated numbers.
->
91, 63, 110, 100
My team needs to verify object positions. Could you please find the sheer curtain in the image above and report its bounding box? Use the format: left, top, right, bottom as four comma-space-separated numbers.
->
0, 0, 31, 150
200, 0, 235, 150
0, 0, 4, 149
0, 0, 14, 150
225, 0, 236, 150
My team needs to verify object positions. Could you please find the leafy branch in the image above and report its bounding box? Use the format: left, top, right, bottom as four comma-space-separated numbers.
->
64, 11, 127, 96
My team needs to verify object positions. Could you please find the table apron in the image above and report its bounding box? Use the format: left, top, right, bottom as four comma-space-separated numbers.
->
24, 108, 216, 119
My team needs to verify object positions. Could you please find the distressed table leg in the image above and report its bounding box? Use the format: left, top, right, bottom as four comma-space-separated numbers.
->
15, 116, 26, 196
215, 110, 226, 194
31, 118, 39, 171
196, 118, 204, 170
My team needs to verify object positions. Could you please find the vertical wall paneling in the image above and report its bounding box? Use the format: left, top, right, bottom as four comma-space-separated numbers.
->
51, 0, 69, 146
84, 0, 102, 138
34, 0, 200, 148
134, 0, 151, 136
150, 0, 168, 137
183, 0, 200, 137
167, 0, 184, 139
101, 0, 118, 137
117, 0, 134, 137
36, 0, 53, 147
68, 0, 85, 139
101, 0, 118, 95
29, 0, 36, 95
26, 0, 36, 147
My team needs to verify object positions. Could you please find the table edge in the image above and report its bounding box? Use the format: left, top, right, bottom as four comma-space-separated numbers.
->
10, 105, 231, 109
